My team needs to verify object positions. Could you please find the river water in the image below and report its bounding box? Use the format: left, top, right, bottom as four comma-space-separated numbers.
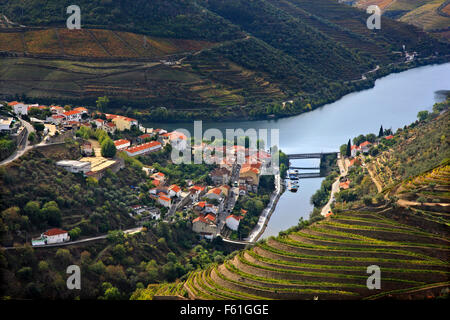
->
145, 63, 450, 238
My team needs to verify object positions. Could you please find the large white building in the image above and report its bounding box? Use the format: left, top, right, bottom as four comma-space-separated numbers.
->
56, 160, 91, 174
12, 103, 28, 116
125, 141, 162, 157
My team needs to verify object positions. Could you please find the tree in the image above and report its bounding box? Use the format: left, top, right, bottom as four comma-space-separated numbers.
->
96, 96, 109, 113
378, 125, 384, 137
101, 139, 117, 158
417, 110, 429, 121
24, 201, 41, 224
33, 123, 45, 132
346, 139, 351, 157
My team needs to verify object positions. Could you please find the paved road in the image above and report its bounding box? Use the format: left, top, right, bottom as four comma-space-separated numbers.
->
246, 174, 281, 242
3, 227, 143, 250
0, 118, 35, 166
321, 153, 347, 216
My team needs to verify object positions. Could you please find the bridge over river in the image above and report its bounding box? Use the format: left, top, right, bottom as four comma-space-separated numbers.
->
287, 152, 338, 179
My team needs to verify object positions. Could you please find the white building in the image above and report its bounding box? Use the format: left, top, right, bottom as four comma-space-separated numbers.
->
125, 141, 162, 157
33, 228, 70, 246
56, 160, 91, 174
114, 139, 131, 151
63, 110, 83, 122
158, 195, 171, 208
168, 185, 181, 198
11, 102, 28, 116
0, 117, 13, 132
226, 215, 242, 231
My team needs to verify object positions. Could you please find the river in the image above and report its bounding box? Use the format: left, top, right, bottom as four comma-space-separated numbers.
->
145, 63, 450, 238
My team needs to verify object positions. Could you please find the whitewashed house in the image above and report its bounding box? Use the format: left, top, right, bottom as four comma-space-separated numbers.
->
226, 215, 242, 231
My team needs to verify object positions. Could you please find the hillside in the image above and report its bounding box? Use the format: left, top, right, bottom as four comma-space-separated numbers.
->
0, 0, 449, 120
132, 103, 450, 300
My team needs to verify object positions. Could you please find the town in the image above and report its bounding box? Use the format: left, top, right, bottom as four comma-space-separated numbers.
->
0, 100, 279, 247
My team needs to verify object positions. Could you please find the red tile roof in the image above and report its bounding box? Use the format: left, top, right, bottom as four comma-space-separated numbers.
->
226, 215, 243, 221
159, 195, 171, 202
63, 110, 82, 116
126, 141, 162, 154
208, 188, 222, 195
193, 216, 209, 224
385, 135, 394, 140
205, 214, 216, 222
139, 133, 151, 139
43, 228, 67, 236
114, 139, 130, 147
169, 185, 181, 193
359, 141, 372, 148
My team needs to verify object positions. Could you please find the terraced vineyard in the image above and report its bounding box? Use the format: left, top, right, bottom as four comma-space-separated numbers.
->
0, 28, 215, 59
396, 163, 450, 227
138, 208, 450, 300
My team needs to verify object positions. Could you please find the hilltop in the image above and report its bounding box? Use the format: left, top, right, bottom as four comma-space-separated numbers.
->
0, 0, 449, 120
131, 100, 450, 300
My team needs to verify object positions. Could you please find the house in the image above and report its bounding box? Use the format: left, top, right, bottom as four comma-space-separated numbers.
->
125, 141, 162, 157
210, 167, 231, 185
73, 107, 88, 114
158, 194, 171, 208
0, 117, 13, 132
32, 228, 70, 246
194, 201, 207, 211
190, 185, 205, 201
385, 135, 394, 140
205, 187, 223, 201
359, 141, 372, 154
49, 114, 66, 125
10, 101, 28, 115
350, 145, 361, 158
50, 106, 64, 114
226, 215, 243, 231
104, 122, 116, 134
56, 160, 91, 174
114, 139, 131, 151
63, 110, 83, 122
192, 216, 217, 236
239, 166, 260, 186
111, 116, 138, 131
151, 172, 165, 182
94, 118, 105, 129
168, 184, 182, 198
137, 133, 153, 143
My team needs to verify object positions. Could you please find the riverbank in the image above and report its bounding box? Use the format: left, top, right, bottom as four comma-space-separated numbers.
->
137, 55, 450, 123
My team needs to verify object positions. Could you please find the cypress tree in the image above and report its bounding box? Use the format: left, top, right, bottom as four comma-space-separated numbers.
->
379, 125, 384, 137
346, 139, 351, 157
